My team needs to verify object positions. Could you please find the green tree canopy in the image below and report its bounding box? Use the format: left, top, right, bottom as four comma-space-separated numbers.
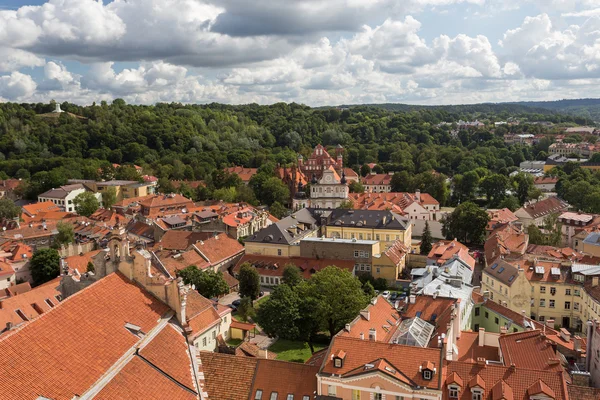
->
420, 220, 433, 255
282, 264, 303, 287
102, 187, 117, 209
55, 221, 75, 247
73, 191, 100, 217
30, 248, 61, 286
238, 262, 261, 300
0, 198, 21, 220
442, 201, 490, 245
177, 265, 229, 299
269, 201, 287, 219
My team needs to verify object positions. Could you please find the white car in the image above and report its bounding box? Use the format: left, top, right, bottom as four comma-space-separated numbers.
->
382, 291, 390, 298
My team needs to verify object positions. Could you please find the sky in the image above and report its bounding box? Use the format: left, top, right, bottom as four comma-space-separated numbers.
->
1, 0, 600, 106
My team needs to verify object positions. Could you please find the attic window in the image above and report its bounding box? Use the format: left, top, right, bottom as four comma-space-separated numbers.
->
508, 276, 515, 283
490, 263, 498, 270
254, 390, 263, 400
55, 294, 62, 302
270, 392, 278, 400
497, 267, 505, 274
44, 299, 55, 308
423, 370, 432, 380
15, 309, 28, 322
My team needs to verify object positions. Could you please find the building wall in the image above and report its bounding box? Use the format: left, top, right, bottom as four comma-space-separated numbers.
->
245, 242, 301, 257
300, 240, 378, 263
481, 270, 532, 317
583, 242, 600, 258
193, 323, 222, 352
372, 253, 405, 283
318, 375, 442, 400
325, 226, 410, 249
471, 304, 525, 334
0, 273, 16, 290
530, 280, 580, 329
38, 188, 86, 213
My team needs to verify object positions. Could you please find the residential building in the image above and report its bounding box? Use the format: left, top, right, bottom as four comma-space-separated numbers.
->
221, 206, 271, 239
245, 208, 319, 257
0, 261, 15, 290
309, 165, 349, 209
362, 172, 393, 193
565, 126, 598, 135
582, 232, 600, 257
21, 201, 60, 221
0, 179, 21, 200
325, 209, 411, 249
233, 254, 355, 286
0, 242, 32, 283
514, 196, 570, 228
481, 259, 532, 317
371, 239, 410, 282
349, 190, 443, 221
486, 208, 519, 237
318, 335, 444, 399
69, 179, 156, 202
549, 142, 597, 158
559, 212, 597, 248
484, 224, 529, 265
37, 183, 88, 213
520, 160, 546, 176
586, 319, 600, 388
138, 193, 195, 218
428, 239, 475, 268
224, 166, 257, 184
199, 352, 319, 400
535, 176, 559, 192
300, 236, 380, 274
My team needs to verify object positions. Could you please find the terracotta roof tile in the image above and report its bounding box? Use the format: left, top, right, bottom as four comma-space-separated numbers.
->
337, 295, 401, 343
428, 239, 472, 266
21, 201, 60, 217
0, 272, 170, 400
251, 356, 319, 398
156, 230, 215, 251
138, 323, 196, 390
321, 336, 443, 389
348, 191, 439, 213
498, 330, 563, 372
225, 166, 258, 183
484, 224, 528, 265
95, 356, 196, 400
235, 341, 277, 359
520, 197, 569, 219
194, 233, 244, 266
567, 385, 600, 400
362, 173, 393, 186
455, 331, 500, 363
444, 362, 568, 400
199, 351, 258, 400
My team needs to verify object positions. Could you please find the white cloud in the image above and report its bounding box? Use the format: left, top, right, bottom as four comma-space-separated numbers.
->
0, 71, 37, 100
0, 47, 44, 73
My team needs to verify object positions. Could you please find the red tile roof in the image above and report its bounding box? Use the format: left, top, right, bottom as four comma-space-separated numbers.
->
199, 351, 319, 400
0, 277, 61, 333
63, 250, 102, 274
225, 166, 258, 183
444, 361, 568, 400
498, 330, 563, 372
362, 173, 393, 186
519, 197, 569, 219
3, 281, 31, 297
484, 224, 528, 265
455, 331, 500, 363
349, 191, 439, 213
321, 335, 443, 389
337, 295, 401, 343
156, 230, 215, 251
95, 356, 197, 400
235, 341, 277, 359
487, 208, 518, 232
193, 233, 244, 266
428, 239, 472, 266
21, 201, 61, 217
534, 176, 559, 185
0, 272, 170, 400
234, 254, 355, 279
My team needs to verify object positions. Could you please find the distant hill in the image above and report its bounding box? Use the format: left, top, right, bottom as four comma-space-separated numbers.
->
336, 99, 600, 122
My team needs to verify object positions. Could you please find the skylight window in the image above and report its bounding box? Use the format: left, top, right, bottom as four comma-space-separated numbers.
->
490, 263, 498, 270
498, 267, 505, 273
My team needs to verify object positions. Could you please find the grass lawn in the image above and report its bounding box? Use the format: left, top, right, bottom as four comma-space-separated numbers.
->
254, 295, 269, 308
268, 339, 327, 363
226, 338, 243, 347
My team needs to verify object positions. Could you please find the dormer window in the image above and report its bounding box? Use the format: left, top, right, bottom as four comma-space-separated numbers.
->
449, 386, 459, 398
424, 370, 432, 380
471, 389, 483, 400
333, 350, 346, 368
420, 361, 435, 380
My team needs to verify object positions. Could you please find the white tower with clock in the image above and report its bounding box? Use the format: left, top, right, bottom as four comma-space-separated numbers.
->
310, 165, 349, 209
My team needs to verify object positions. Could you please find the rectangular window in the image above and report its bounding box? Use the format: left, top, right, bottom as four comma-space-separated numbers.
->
327, 386, 336, 396
565, 301, 571, 310
255, 390, 263, 400
376, 234, 380, 240
575, 289, 581, 296
374, 394, 382, 400
386, 235, 390, 241
472, 391, 483, 400
540, 286, 546, 293
495, 317, 499, 324
352, 389, 361, 400
270, 393, 278, 400
549, 300, 555, 308
354, 250, 359, 258
286, 395, 294, 400
449, 387, 459, 398
212, 330, 216, 339
540, 299, 545, 307
550, 287, 556, 295
474, 307, 480, 316
575, 302, 580, 311
566, 289, 571, 296
539, 316, 545, 322
485, 311, 489, 319
202, 337, 207, 346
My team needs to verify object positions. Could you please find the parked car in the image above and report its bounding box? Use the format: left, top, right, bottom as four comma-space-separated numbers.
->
232, 299, 241, 307
374, 290, 380, 295
390, 292, 398, 301
382, 290, 390, 298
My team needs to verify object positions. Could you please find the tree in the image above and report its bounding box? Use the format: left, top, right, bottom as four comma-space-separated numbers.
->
213, 187, 237, 203
480, 174, 509, 207
269, 201, 287, 219
306, 266, 369, 338
237, 296, 256, 322
256, 284, 301, 340
73, 191, 100, 217
259, 177, 290, 206
512, 173, 534, 205
498, 196, 520, 212
360, 164, 371, 177
86, 261, 95, 273
0, 198, 21, 220
420, 221, 433, 255
338, 200, 354, 209
441, 201, 490, 245
177, 265, 229, 299
102, 187, 117, 209
55, 221, 75, 246
282, 264, 303, 287
30, 248, 60, 286
362, 281, 376, 298
348, 181, 364, 193
238, 263, 261, 300
115, 165, 143, 182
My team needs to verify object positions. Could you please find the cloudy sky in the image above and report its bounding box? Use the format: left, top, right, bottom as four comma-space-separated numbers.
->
0, 0, 599, 106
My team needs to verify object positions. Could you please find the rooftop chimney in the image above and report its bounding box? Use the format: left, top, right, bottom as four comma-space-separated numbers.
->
360, 332, 364, 340
546, 319, 555, 328
574, 335, 582, 352
360, 309, 370, 321
409, 294, 416, 304
500, 326, 508, 335
560, 328, 571, 342
369, 328, 376, 341
476, 357, 486, 366
478, 327, 485, 347
345, 323, 351, 332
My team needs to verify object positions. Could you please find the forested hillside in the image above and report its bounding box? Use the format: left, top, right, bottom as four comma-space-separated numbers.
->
0, 100, 587, 206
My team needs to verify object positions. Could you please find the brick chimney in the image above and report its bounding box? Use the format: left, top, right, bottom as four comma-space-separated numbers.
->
478, 327, 485, 347
559, 328, 571, 342
546, 319, 555, 328
369, 328, 376, 341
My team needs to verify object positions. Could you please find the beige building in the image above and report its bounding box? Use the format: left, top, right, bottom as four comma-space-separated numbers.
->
481, 259, 532, 318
